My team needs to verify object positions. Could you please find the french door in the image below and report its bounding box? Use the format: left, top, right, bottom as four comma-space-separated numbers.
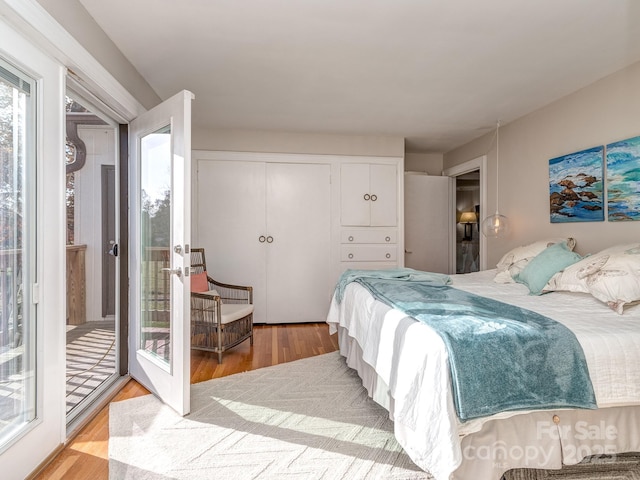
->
129, 90, 193, 415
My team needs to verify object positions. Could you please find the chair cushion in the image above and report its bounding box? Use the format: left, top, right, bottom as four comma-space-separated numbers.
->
220, 304, 254, 324
198, 289, 220, 298
191, 271, 209, 292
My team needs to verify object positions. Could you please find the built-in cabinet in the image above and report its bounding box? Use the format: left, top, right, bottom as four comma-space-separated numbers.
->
194, 151, 404, 324
340, 163, 397, 226
339, 162, 400, 272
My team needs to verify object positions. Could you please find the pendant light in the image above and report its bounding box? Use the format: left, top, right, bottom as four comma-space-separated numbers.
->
481, 121, 510, 238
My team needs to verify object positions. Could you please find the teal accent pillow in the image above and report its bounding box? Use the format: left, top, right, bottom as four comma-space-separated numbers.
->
515, 241, 583, 295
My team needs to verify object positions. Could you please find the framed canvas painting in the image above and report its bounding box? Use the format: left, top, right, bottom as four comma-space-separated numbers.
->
549, 146, 604, 223
607, 135, 640, 221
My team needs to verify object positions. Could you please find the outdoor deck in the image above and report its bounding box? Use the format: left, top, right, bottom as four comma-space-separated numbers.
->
66, 320, 116, 414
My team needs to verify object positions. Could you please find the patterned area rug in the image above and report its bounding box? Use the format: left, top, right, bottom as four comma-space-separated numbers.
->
109, 352, 430, 479
110, 352, 640, 480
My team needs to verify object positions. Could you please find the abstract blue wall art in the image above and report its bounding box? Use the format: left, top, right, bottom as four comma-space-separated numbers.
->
549, 146, 604, 223
607, 135, 640, 222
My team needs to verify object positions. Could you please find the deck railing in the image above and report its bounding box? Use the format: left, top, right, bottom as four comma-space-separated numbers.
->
0, 249, 22, 351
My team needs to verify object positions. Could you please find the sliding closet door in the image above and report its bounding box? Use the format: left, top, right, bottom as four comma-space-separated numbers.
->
266, 163, 331, 323
196, 160, 267, 323
195, 156, 332, 324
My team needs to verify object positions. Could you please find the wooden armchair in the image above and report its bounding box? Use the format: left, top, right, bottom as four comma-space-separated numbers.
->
190, 248, 254, 363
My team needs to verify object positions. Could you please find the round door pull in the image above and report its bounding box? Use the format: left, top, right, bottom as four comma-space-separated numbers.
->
386, 253, 391, 259
348, 236, 354, 242
259, 236, 266, 243
363, 193, 371, 201
348, 253, 354, 259
266, 236, 274, 243
385, 236, 391, 242
371, 194, 378, 201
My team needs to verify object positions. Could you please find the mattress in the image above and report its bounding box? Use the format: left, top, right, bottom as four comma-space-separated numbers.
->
326, 269, 640, 480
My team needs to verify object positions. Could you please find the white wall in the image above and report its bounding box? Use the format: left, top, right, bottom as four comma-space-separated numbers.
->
405, 152, 443, 174
444, 60, 640, 267
36, 0, 161, 110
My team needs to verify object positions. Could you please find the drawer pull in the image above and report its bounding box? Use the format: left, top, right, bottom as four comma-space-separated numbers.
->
385, 236, 391, 242
348, 253, 354, 259
386, 253, 391, 259
363, 193, 371, 201
371, 194, 378, 201
259, 235, 266, 243
348, 236, 354, 242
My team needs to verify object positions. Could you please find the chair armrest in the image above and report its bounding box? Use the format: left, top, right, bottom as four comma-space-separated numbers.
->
207, 277, 253, 304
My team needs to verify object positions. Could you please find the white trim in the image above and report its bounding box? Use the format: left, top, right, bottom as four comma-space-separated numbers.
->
443, 155, 488, 272
192, 149, 403, 165
0, 0, 145, 121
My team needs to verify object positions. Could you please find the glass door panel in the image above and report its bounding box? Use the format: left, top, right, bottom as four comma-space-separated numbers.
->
64, 93, 120, 422
140, 126, 171, 364
0, 60, 36, 448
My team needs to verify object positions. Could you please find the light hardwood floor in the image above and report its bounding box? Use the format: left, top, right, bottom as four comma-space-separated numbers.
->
34, 323, 339, 480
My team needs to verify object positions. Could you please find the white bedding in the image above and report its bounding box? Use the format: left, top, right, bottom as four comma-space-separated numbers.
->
326, 269, 640, 480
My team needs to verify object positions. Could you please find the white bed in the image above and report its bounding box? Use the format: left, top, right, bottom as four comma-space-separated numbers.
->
326, 268, 640, 480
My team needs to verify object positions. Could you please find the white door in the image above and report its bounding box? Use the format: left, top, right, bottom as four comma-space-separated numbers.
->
129, 90, 193, 415
196, 160, 268, 323
404, 173, 452, 274
340, 163, 370, 226
266, 163, 331, 323
370, 164, 397, 226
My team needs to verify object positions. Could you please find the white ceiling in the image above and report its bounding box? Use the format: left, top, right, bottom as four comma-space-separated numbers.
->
78, 0, 640, 153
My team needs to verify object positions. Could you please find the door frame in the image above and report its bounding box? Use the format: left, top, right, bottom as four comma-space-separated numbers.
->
0, 15, 66, 480
443, 155, 487, 272
0, 1, 145, 477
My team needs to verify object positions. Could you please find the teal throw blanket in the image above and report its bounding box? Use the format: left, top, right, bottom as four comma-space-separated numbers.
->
352, 276, 597, 421
335, 268, 452, 303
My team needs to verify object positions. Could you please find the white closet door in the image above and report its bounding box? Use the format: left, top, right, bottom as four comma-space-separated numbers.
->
196, 160, 267, 323
370, 164, 397, 226
266, 163, 331, 323
340, 163, 370, 226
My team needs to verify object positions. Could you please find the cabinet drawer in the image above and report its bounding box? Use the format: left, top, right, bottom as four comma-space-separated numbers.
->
341, 229, 397, 244
340, 262, 397, 273
341, 245, 397, 262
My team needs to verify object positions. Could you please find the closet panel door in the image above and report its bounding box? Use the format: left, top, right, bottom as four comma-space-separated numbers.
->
369, 164, 397, 226
197, 160, 267, 323
266, 163, 331, 323
340, 163, 370, 226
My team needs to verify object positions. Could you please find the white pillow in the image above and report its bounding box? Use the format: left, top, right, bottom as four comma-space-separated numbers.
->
546, 243, 640, 314
544, 255, 599, 293
494, 238, 576, 284
584, 244, 640, 314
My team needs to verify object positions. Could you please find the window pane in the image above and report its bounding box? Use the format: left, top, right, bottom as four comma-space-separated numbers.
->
0, 60, 36, 447
140, 126, 172, 365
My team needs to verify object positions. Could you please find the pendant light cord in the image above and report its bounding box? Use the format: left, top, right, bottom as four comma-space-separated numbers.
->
495, 120, 500, 214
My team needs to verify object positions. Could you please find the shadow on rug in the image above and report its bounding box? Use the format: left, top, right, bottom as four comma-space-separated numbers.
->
109, 352, 431, 480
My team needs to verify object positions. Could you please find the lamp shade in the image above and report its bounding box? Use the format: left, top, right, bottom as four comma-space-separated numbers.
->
459, 212, 477, 224
481, 212, 510, 238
